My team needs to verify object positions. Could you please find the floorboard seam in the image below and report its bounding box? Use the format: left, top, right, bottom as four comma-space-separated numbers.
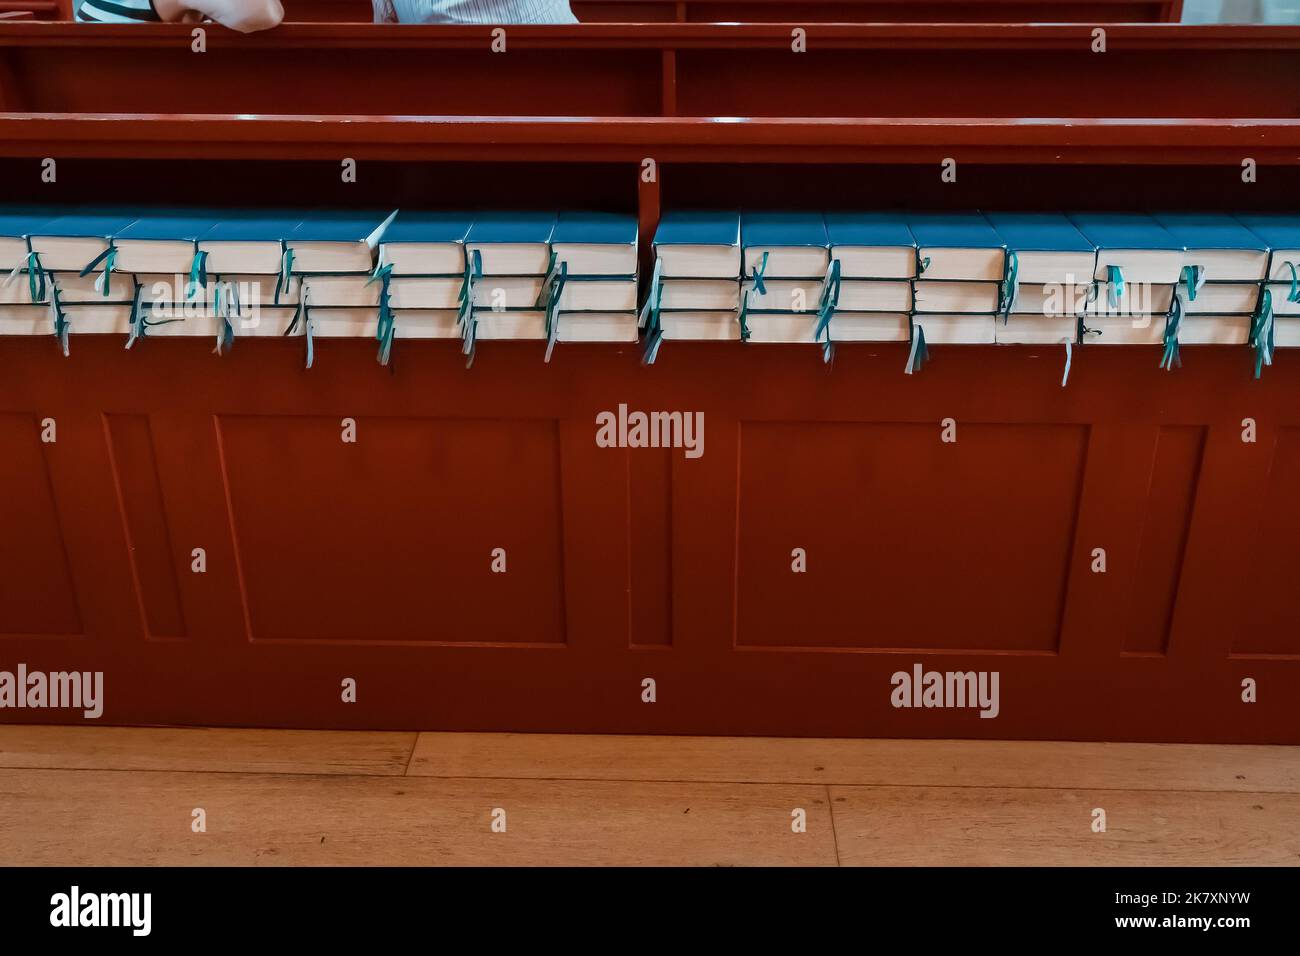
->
826, 784, 842, 867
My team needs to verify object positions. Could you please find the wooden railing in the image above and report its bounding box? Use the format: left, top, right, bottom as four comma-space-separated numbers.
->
286, 0, 1185, 23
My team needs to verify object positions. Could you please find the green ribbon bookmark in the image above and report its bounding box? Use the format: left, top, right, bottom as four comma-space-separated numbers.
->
282, 295, 314, 369
542, 260, 568, 364
376, 291, 395, 368
750, 251, 769, 296
1000, 250, 1019, 322
304, 304, 314, 369
1159, 295, 1182, 371
1061, 338, 1073, 388
639, 257, 664, 365
369, 259, 395, 366
25, 251, 46, 303
1283, 260, 1299, 304
1249, 288, 1274, 380
1107, 265, 1125, 309
814, 258, 841, 365
125, 280, 146, 349
1181, 264, 1205, 303
80, 243, 117, 298
457, 250, 482, 368
537, 250, 559, 302
187, 250, 209, 301
48, 285, 69, 357
904, 319, 928, 375
213, 282, 235, 356
916, 250, 930, 276
737, 289, 752, 343
275, 244, 295, 306
642, 324, 664, 366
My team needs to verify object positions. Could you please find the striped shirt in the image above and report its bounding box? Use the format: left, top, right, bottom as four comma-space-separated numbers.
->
372, 0, 577, 23
76, 0, 163, 20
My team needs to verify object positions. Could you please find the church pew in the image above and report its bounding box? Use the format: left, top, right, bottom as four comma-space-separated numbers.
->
1, 20, 1298, 743
0, 23, 1295, 118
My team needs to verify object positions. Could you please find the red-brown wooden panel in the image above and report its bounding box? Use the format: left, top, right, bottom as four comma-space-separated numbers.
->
673, 48, 1300, 119
1233, 426, 1300, 658
736, 421, 1087, 652
2, 48, 660, 116
628, 448, 673, 648
1122, 424, 1204, 656
103, 413, 189, 641
216, 413, 568, 645
1, 337, 1294, 742
0, 413, 83, 638
1, 24, 1295, 119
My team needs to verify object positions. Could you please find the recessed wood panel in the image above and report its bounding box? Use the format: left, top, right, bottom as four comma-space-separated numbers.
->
0, 413, 82, 638
104, 414, 187, 640
12, 48, 660, 117
736, 421, 1088, 651
1233, 427, 1300, 658
628, 448, 673, 648
216, 414, 566, 645
1123, 425, 1205, 656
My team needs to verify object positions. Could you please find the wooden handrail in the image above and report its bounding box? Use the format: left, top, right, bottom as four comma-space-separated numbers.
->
3, 113, 1298, 164
0, 23, 1296, 49
284, 0, 1184, 24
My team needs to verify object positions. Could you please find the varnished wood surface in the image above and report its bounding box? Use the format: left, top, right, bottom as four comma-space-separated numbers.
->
1, 726, 1295, 865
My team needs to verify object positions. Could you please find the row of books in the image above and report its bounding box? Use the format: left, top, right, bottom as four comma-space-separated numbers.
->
642, 211, 1300, 372
0, 208, 640, 363
2, 207, 1297, 374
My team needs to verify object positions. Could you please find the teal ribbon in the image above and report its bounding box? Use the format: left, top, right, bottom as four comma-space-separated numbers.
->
304, 305, 314, 369
49, 285, 69, 357
904, 319, 928, 375
542, 260, 567, 363
125, 279, 146, 349
537, 250, 559, 305
213, 282, 234, 356
750, 251, 769, 296
370, 262, 395, 366
639, 256, 664, 365
274, 244, 294, 306
1107, 265, 1125, 308
1159, 295, 1182, 371
285, 297, 304, 335
737, 289, 752, 342
126, 279, 179, 349
1000, 249, 1018, 321
80, 243, 116, 298
376, 296, 395, 368
457, 249, 482, 368
1249, 287, 1274, 380
281, 297, 313, 369
1283, 260, 1299, 304
642, 324, 664, 366
1181, 264, 1204, 303
187, 249, 208, 301
814, 258, 841, 365
25, 251, 46, 302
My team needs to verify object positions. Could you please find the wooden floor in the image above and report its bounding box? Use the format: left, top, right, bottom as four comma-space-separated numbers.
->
0, 727, 1297, 866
